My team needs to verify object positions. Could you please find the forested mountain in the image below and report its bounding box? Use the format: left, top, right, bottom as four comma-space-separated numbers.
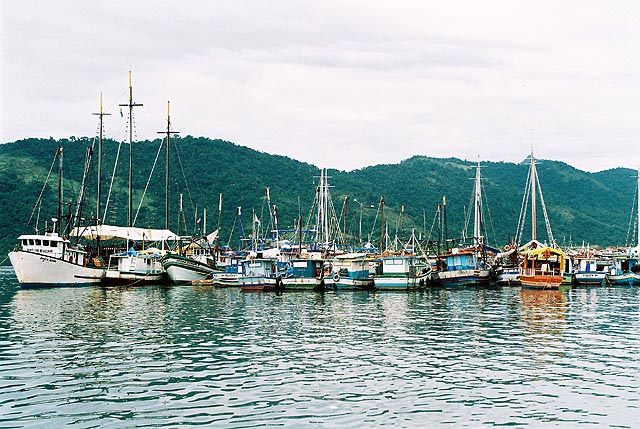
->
0, 136, 637, 259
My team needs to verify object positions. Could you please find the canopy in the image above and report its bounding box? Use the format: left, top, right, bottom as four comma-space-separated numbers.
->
523, 246, 565, 259
70, 224, 179, 241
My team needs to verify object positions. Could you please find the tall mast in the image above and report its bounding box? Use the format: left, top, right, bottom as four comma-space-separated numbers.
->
530, 151, 537, 241
217, 193, 223, 244
57, 146, 63, 235
442, 196, 448, 252
473, 159, 483, 244
92, 93, 110, 227
157, 100, 179, 230
119, 71, 143, 227
380, 196, 385, 252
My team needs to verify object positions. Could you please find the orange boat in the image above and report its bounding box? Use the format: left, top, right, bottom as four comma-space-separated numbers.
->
520, 246, 565, 289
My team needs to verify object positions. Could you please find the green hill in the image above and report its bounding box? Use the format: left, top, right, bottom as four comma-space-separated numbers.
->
0, 136, 636, 259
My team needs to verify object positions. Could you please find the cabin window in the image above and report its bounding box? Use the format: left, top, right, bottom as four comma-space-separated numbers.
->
51, 241, 57, 247
43, 240, 49, 246
22, 239, 28, 246
35, 239, 41, 246
29, 239, 34, 246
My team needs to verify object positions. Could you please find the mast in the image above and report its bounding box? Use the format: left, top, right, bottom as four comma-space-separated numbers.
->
119, 71, 143, 227
380, 196, 385, 252
157, 100, 179, 230
57, 146, 63, 235
92, 93, 110, 227
530, 151, 537, 241
473, 159, 483, 245
217, 193, 223, 245
442, 196, 448, 252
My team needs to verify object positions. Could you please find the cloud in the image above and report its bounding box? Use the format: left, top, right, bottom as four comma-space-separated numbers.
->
3, 0, 640, 172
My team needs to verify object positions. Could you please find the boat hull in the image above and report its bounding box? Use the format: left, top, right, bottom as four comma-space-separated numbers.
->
606, 272, 640, 286
495, 267, 521, 286
520, 274, 563, 290
9, 250, 104, 286
436, 269, 491, 286
573, 272, 607, 286
161, 254, 219, 284
374, 273, 430, 291
281, 277, 324, 291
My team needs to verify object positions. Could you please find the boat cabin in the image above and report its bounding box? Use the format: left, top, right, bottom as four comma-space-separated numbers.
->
522, 247, 564, 277
17, 233, 88, 265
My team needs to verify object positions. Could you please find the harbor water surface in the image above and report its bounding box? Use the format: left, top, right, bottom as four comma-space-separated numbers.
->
0, 266, 639, 428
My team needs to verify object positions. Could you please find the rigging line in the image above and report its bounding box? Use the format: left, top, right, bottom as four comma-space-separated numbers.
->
173, 139, 213, 221
133, 137, 165, 225
516, 165, 532, 246
535, 171, 556, 247
103, 139, 123, 224
480, 178, 496, 246
172, 139, 196, 211
426, 207, 440, 244
26, 149, 59, 228
625, 183, 637, 246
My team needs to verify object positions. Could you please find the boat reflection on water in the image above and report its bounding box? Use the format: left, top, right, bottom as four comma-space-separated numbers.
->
520, 288, 568, 364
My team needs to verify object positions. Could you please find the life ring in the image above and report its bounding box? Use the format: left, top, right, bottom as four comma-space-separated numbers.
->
315, 268, 321, 277
332, 273, 340, 282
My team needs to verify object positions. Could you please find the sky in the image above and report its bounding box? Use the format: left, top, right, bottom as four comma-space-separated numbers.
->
2, 1, 640, 172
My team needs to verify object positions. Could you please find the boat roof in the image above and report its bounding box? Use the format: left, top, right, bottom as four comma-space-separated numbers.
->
17, 233, 68, 242
70, 224, 179, 241
523, 246, 565, 257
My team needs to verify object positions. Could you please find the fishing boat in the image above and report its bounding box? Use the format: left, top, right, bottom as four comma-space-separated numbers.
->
9, 230, 105, 287
160, 252, 221, 284
435, 160, 492, 286
73, 224, 178, 284
514, 151, 566, 289
9, 145, 106, 287
573, 256, 612, 286
493, 246, 521, 286
323, 253, 376, 290
606, 168, 640, 286
520, 246, 565, 289
435, 247, 492, 286
93, 72, 176, 285
373, 254, 432, 291
281, 257, 325, 291
607, 251, 640, 286
238, 258, 288, 292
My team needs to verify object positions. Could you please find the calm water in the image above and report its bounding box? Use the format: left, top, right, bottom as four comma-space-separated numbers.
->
0, 266, 639, 428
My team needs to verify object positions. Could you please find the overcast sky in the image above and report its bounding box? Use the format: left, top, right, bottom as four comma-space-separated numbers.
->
2, 1, 640, 172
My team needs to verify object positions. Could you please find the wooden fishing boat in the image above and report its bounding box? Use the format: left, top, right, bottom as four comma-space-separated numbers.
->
520, 246, 565, 290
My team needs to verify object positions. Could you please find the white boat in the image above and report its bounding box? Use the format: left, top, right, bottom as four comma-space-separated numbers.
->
161, 252, 220, 284
494, 246, 521, 285
9, 231, 105, 286
573, 256, 612, 286
9, 146, 105, 287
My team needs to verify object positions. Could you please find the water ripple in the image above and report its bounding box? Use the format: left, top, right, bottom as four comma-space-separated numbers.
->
1, 268, 639, 427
